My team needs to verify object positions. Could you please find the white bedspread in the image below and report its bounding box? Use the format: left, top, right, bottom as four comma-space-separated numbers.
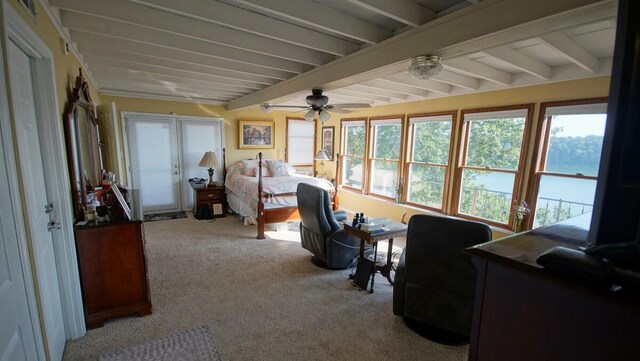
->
225, 163, 334, 223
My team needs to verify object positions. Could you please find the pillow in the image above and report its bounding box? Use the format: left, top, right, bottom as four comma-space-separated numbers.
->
284, 163, 296, 176
266, 160, 290, 177
253, 165, 271, 178
240, 159, 259, 176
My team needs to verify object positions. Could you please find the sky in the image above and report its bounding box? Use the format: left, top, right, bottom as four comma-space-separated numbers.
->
552, 114, 607, 137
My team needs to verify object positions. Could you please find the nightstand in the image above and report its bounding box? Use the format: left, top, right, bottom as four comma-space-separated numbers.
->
191, 184, 226, 219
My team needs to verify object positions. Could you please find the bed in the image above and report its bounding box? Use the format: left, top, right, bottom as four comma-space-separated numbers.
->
224, 152, 340, 239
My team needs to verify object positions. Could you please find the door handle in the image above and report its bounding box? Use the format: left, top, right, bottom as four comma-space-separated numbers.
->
47, 221, 61, 232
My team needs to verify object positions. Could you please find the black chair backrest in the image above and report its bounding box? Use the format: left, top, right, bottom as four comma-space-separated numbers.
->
405, 214, 492, 297
297, 183, 333, 236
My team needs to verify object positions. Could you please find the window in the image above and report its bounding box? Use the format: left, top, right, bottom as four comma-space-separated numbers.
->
528, 99, 607, 228
368, 117, 403, 199
455, 106, 532, 226
340, 119, 367, 190
286, 117, 315, 166
405, 112, 455, 211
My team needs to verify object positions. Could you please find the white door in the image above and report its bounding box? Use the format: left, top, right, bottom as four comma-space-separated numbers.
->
0, 95, 41, 360
128, 116, 181, 214
7, 41, 65, 360
180, 120, 224, 210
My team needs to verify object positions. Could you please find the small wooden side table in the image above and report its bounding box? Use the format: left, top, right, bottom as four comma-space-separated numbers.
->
191, 184, 226, 219
343, 219, 407, 293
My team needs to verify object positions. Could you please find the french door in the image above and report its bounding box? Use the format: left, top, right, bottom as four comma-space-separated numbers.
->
125, 114, 224, 214
127, 116, 182, 214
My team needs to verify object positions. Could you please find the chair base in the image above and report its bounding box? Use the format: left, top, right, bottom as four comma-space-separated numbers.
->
403, 318, 470, 346
310, 255, 329, 268
309, 255, 356, 270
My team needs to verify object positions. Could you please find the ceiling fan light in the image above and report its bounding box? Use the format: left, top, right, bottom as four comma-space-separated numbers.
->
304, 109, 315, 122
408, 55, 443, 79
259, 103, 272, 113
318, 109, 331, 122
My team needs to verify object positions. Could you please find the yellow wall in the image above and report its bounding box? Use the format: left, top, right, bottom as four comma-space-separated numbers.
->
315, 77, 610, 236
100, 77, 609, 237
7, 0, 101, 113
99, 95, 298, 177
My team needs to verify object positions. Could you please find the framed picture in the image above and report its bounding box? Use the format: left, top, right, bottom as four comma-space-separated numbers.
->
238, 120, 275, 149
321, 126, 335, 161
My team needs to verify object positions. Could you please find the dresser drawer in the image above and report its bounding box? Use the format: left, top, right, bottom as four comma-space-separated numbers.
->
198, 190, 224, 203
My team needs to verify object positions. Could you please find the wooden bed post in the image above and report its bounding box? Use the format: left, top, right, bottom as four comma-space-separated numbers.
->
257, 152, 265, 239
333, 153, 341, 211
222, 148, 226, 183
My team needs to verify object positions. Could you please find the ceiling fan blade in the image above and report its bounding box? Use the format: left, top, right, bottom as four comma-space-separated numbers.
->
329, 103, 372, 109
266, 105, 310, 110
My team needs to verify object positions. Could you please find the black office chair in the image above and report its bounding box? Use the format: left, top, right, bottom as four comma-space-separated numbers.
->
393, 214, 492, 345
296, 183, 363, 269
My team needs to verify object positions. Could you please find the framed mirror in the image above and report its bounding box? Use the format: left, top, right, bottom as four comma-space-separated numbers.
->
64, 69, 102, 221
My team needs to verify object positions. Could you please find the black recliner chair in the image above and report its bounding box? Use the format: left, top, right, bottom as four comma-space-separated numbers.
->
393, 214, 492, 345
296, 183, 362, 269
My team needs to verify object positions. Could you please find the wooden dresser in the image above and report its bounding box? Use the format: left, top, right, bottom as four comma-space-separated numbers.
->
74, 220, 151, 328
464, 216, 640, 361
192, 184, 226, 219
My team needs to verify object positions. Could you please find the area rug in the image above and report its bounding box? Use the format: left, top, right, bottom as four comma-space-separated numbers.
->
144, 211, 188, 222
99, 325, 222, 361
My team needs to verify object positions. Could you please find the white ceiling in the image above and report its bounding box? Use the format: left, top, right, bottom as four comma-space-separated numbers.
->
43, 0, 617, 110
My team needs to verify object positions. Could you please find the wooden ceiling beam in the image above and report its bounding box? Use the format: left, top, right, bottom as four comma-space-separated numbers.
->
483, 46, 552, 79
443, 58, 512, 85
52, 0, 332, 66
538, 32, 600, 73
231, 0, 391, 44
346, 0, 436, 27
131, 0, 358, 57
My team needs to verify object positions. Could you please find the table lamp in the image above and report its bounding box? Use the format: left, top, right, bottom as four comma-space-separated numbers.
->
198, 151, 218, 187
314, 149, 331, 178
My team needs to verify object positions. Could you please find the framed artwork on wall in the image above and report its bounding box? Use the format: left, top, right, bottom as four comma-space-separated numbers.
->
238, 120, 275, 149
322, 126, 335, 161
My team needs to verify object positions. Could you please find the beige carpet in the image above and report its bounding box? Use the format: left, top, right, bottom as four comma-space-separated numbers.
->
63, 215, 467, 361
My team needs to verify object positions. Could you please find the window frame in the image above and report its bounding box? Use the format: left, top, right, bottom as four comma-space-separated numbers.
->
452, 104, 534, 228
403, 111, 457, 212
366, 115, 405, 201
339, 118, 368, 193
525, 97, 608, 229
285, 116, 316, 172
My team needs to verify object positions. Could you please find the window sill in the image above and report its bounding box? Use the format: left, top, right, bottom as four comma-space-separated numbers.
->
337, 187, 514, 237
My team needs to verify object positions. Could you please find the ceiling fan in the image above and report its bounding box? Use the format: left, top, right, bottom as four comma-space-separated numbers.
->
259, 88, 371, 122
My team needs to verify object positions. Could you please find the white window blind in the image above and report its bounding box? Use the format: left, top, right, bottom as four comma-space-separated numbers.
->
371, 118, 402, 126
545, 103, 607, 116
287, 119, 314, 165
409, 114, 453, 124
343, 120, 365, 127
464, 108, 528, 121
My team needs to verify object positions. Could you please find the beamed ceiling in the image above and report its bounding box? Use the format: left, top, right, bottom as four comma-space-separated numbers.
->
43, 0, 617, 111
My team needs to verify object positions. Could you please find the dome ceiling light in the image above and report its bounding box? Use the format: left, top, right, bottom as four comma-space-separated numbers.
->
408, 55, 443, 79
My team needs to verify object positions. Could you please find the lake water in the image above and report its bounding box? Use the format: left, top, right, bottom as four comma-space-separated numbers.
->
470, 172, 597, 206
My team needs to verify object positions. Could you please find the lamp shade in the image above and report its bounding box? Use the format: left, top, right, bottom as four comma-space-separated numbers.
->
318, 109, 331, 122
314, 149, 331, 161
304, 109, 315, 122
198, 151, 218, 168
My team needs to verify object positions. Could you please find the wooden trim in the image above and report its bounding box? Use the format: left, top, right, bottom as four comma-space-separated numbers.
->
339, 117, 368, 193
460, 166, 519, 174
525, 97, 608, 229
367, 115, 404, 198
404, 111, 455, 210
453, 103, 535, 228
536, 171, 598, 180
